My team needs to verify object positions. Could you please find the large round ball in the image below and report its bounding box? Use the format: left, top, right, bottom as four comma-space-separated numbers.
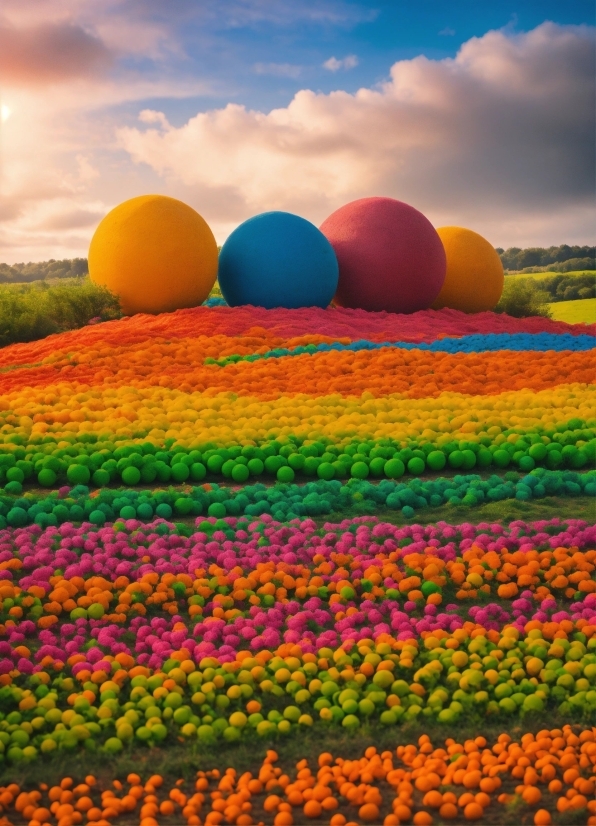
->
89, 195, 218, 315
432, 226, 504, 312
218, 211, 338, 309
319, 197, 446, 313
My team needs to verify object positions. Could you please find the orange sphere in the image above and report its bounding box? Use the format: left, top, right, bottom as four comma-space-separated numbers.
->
432, 226, 504, 313
359, 804, 380, 822
303, 800, 322, 818
89, 194, 217, 315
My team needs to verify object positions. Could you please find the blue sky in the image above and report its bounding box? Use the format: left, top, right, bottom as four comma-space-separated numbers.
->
113, 0, 596, 121
0, 0, 594, 261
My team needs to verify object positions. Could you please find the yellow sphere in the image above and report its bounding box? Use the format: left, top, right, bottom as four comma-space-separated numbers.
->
89, 195, 217, 315
432, 226, 504, 313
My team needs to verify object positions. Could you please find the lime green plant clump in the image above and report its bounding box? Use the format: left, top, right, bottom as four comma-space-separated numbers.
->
0, 279, 122, 347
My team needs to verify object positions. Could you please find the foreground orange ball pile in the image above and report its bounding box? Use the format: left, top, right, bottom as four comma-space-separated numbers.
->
1, 728, 595, 826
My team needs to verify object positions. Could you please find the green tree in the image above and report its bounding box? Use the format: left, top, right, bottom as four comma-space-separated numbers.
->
495, 278, 552, 318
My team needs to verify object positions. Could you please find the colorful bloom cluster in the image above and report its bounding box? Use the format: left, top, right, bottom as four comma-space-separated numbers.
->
1, 729, 595, 826
0, 303, 592, 826
0, 517, 592, 765
0, 307, 592, 492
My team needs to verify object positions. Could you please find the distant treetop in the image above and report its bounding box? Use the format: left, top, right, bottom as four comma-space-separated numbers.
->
0, 244, 593, 284
496, 244, 595, 273
0, 258, 88, 284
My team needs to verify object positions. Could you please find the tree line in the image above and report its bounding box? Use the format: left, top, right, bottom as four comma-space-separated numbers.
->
497, 244, 595, 272
539, 273, 595, 303
1, 244, 594, 284
0, 258, 88, 284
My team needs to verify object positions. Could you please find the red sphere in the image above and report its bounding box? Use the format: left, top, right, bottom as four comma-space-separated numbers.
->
320, 197, 446, 313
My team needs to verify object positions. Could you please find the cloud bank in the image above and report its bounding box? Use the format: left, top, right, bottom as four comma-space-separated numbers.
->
0, 21, 113, 86
118, 22, 595, 246
0, 18, 593, 262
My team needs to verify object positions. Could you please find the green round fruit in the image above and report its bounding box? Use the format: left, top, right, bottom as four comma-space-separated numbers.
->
493, 450, 510, 468
121, 466, 141, 485
197, 725, 215, 743
190, 462, 207, 481
277, 466, 295, 483
448, 450, 464, 468
171, 463, 190, 482
426, 451, 446, 471
407, 457, 425, 475
350, 461, 369, 479
223, 726, 241, 742
247, 458, 265, 476
104, 737, 123, 754
67, 464, 91, 485
358, 698, 374, 716
384, 458, 405, 479
38, 468, 57, 487
380, 710, 398, 725
92, 469, 110, 487
317, 463, 335, 481
232, 464, 250, 483
522, 695, 544, 713
528, 443, 547, 461
87, 603, 105, 620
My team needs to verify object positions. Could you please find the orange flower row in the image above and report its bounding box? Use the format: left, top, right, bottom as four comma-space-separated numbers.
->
0, 343, 591, 397
1, 729, 595, 825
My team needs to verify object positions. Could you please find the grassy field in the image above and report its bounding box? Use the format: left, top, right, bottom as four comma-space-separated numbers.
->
548, 297, 596, 324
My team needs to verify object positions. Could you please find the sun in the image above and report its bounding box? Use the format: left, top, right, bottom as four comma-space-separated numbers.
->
0, 105, 11, 123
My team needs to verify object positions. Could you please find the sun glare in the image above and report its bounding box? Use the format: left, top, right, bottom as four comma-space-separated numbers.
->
0, 105, 11, 123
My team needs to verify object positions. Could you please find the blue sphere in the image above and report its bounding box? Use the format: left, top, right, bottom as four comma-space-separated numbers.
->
218, 211, 339, 309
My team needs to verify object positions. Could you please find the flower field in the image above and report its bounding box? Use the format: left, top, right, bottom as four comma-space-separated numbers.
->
0, 304, 593, 825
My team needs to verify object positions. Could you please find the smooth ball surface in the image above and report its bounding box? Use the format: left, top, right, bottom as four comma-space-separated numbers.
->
432, 226, 504, 312
319, 197, 446, 313
218, 211, 338, 309
89, 195, 218, 315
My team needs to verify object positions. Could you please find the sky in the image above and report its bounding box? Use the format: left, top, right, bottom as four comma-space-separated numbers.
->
0, 0, 594, 263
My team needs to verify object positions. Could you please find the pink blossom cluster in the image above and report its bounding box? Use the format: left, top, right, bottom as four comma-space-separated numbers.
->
0, 516, 593, 673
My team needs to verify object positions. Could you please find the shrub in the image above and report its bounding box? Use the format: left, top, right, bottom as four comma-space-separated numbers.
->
0, 278, 122, 348
495, 278, 552, 318
541, 273, 596, 302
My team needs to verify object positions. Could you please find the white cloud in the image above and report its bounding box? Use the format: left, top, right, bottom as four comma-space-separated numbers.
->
0, 14, 593, 263
439, 27, 455, 36
0, 1, 216, 263
117, 23, 596, 248
253, 62, 302, 78
323, 54, 359, 71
